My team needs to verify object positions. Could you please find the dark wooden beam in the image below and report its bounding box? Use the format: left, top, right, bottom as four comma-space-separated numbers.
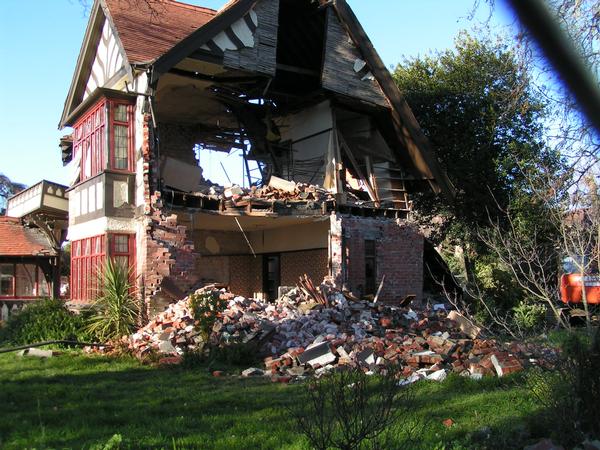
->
189, 50, 224, 65
151, 0, 257, 85
276, 63, 320, 77
333, 0, 455, 202
168, 67, 265, 84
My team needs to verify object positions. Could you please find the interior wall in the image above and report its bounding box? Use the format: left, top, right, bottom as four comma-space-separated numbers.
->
275, 101, 333, 185
191, 219, 330, 298
192, 220, 329, 256
157, 123, 200, 165
248, 220, 329, 254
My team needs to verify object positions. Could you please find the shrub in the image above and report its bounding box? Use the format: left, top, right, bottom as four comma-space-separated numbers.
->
85, 258, 139, 342
0, 298, 89, 346
513, 300, 547, 333
188, 291, 228, 341
289, 366, 418, 450
528, 329, 600, 445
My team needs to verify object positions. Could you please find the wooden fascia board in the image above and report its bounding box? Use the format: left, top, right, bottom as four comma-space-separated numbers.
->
62, 88, 136, 128
332, 0, 456, 201
150, 0, 257, 85
98, 0, 135, 84
58, 0, 104, 129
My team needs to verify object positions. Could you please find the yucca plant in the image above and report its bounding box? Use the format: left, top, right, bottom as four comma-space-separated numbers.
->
86, 258, 139, 342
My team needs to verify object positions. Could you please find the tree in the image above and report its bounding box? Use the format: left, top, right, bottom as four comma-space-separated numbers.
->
0, 173, 26, 214
393, 34, 571, 330
475, 0, 600, 179
394, 33, 564, 251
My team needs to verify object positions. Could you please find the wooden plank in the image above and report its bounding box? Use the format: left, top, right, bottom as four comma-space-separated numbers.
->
337, 130, 379, 206
223, 0, 279, 76
364, 155, 380, 204
322, 8, 388, 108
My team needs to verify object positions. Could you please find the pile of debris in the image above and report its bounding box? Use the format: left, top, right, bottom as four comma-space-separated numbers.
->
179, 175, 374, 216
198, 176, 332, 204
121, 281, 557, 382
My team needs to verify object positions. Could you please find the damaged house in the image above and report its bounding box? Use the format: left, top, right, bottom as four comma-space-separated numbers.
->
59, 0, 454, 316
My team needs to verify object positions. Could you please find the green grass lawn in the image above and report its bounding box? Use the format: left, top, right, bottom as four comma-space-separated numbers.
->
0, 352, 547, 449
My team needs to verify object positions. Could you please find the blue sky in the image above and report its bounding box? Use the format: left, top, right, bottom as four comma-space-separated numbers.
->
0, 0, 514, 188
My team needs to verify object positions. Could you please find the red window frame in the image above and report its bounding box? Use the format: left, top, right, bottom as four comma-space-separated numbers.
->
73, 100, 107, 182
109, 100, 135, 173
70, 233, 135, 303
0, 262, 51, 299
72, 97, 135, 183
71, 235, 106, 302
109, 234, 135, 288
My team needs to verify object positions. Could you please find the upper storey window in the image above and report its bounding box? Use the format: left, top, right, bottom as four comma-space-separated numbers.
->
111, 102, 133, 171
73, 97, 134, 182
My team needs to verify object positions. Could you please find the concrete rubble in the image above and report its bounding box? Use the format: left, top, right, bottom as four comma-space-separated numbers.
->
121, 282, 557, 383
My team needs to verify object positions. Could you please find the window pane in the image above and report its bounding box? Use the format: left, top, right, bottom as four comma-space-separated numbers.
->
38, 268, 50, 297
16, 264, 36, 297
0, 264, 14, 296
114, 256, 129, 270
114, 235, 129, 254
114, 125, 128, 169
114, 104, 128, 122
83, 140, 92, 178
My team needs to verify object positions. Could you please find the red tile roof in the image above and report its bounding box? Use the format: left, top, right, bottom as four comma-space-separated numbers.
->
104, 0, 218, 64
0, 217, 57, 257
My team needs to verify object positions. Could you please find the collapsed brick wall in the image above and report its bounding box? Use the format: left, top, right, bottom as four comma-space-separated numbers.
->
139, 114, 205, 317
143, 192, 199, 316
281, 249, 328, 286
330, 214, 424, 304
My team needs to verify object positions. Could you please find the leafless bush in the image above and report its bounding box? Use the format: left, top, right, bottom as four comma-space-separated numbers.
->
288, 365, 420, 450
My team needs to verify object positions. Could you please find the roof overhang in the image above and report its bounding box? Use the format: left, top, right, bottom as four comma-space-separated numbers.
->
62, 88, 137, 128
150, 0, 257, 85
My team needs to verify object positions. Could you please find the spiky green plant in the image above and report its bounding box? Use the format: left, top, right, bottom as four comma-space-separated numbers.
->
85, 258, 139, 342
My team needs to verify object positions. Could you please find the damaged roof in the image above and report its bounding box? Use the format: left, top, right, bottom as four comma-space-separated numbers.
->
60, 0, 455, 200
0, 217, 57, 257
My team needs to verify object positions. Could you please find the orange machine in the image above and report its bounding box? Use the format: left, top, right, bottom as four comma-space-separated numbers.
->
560, 274, 600, 304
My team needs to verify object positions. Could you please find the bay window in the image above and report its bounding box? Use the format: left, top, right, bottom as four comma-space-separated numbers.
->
72, 97, 134, 182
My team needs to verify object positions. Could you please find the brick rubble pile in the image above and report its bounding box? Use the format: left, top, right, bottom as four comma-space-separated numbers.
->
125, 283, 556, 382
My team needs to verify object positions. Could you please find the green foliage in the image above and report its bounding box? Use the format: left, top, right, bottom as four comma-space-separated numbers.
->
181, 341, 260, 370
189, 291, 228, 341
90, 434, 122, 450
0, 298, 89, 346
85, 258, 139, 342
513, 301, 547, 332
393, 33, 564, 249
528, 329, 600, 445
474, 258, 523, 311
